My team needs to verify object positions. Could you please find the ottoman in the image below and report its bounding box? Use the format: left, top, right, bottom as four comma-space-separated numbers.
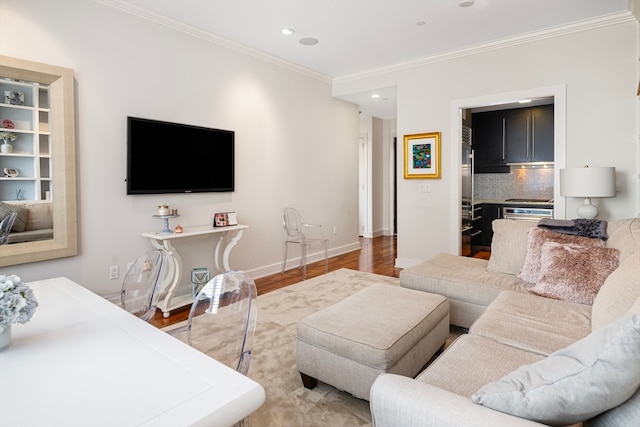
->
296, 283, 449, 400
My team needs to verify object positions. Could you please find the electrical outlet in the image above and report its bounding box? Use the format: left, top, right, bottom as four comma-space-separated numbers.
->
109, 265, 119, 280
333, 226, 338, 235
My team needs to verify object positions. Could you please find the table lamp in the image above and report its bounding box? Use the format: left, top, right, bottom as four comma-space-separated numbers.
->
559, 166, 616, 219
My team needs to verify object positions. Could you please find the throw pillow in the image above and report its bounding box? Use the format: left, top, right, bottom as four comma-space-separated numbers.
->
518, 227, 604, 283
528, 242, 620, 305
487, 219, 537, 275
0, 202, 28, 233
471, 314, 640, 426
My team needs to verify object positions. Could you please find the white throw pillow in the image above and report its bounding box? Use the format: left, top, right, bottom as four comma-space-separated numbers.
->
472, 314, 640, 426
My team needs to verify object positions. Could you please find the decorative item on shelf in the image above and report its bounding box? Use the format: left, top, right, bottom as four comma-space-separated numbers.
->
4, 168, 18, 178
0, 274, 39, 351
175, 224, 183, 233
15, 189, 22, 201
0, 131, 17, 153
2, 119, 15, 129
560, 165, 616, 219
156, 204, 170, 216
4, 90, 24, 105
213, 212, 238, 227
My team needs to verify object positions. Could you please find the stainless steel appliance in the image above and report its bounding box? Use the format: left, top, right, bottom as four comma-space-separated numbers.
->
461, 125, 480, 255
503, 206, 553, 222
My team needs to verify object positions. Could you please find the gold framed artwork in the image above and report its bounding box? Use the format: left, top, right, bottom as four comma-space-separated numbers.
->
403, 132, 441, 179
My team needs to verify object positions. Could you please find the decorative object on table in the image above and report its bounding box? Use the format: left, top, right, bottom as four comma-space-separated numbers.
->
4, 90, 24, 105
2, 119, 15, 129
0, 130, 17, 153
403, 132, 441, 179
0, 274, 39, 351
560, 165, 616, 219
175, 224, 183, 233
4, 168, 18, 178
214, 212, 237, 227
156, 204, 170, 216
191, 267, 210, 297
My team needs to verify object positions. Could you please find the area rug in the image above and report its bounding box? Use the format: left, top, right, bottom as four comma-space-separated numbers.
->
166, 269, 454, 426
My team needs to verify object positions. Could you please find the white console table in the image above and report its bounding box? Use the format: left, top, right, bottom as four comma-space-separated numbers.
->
142, 224, 249, 317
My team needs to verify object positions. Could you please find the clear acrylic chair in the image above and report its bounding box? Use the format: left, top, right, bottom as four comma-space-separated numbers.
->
281, 207, 328, 280
0, 212, 18, 245
106, 249, 166, 322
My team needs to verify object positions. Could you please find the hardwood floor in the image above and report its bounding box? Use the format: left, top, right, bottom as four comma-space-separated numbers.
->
149, 235, 401, 328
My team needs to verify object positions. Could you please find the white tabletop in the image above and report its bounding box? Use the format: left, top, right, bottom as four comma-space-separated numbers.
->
0, 277, 265, 427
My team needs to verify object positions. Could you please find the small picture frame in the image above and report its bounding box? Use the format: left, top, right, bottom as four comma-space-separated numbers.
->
4, 91, 24, 105
191, 267, 210, 297
213, 212, 238, 227
403, 132, 441, 179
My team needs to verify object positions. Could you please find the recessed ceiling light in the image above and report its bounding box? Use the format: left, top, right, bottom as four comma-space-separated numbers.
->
299, 37, 319, 46
371, 94, 380, 99
416, 21, 426, 26
281, 28, 295, 35
519, 99, 532, 104
459, 0, 474, 7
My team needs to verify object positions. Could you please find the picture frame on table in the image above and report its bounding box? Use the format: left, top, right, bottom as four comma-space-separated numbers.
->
403, 132, 441, 179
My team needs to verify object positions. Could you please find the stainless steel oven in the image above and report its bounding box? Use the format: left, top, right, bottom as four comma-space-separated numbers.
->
503, 207, 553, 222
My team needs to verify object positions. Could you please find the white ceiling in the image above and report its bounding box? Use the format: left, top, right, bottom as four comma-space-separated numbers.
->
104, 0, 632, 118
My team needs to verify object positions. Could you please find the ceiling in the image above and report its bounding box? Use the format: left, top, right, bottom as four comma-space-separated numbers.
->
105, 0, 632, 118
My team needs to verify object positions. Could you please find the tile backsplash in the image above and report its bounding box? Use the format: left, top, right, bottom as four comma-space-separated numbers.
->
475, 168, 554, 201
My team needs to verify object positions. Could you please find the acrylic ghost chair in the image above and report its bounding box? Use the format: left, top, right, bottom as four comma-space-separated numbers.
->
105, 249, 166, 322
0, 212, 18, 245
281, 207, 328, 280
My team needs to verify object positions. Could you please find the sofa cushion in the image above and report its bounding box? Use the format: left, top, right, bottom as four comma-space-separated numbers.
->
23, 202, 53, 231
605, 218, 640, 263
591, 252, 640, 330
469, 290, 592, 356
587, 387, 640, 427
471, 314, 640, 426
527, 242, 620, 305
518, 228, 605, 284
0, 201, 28, 232
487, 219, 537, 275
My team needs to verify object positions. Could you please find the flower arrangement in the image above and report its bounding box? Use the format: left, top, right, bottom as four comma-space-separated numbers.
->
0, 131, 17, 142
0, 275, 38, 333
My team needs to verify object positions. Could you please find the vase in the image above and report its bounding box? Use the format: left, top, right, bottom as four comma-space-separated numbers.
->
0, 140, 13, 153
0, 325, 12, 351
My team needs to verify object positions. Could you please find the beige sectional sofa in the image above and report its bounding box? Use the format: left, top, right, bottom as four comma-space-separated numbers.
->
370, 218, 640, 426
0, 201, 53, 244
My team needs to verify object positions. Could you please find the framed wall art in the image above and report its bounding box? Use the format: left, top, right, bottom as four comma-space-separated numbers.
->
403, 132, 441, 179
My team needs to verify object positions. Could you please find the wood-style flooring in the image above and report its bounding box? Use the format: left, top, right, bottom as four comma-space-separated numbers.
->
149, 236, 400, 328
149, 236, 489, 329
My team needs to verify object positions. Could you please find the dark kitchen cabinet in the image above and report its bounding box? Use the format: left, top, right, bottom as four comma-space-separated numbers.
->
472, 110, 509, 173
506, 105, 554, 164
481, 203, 503, 247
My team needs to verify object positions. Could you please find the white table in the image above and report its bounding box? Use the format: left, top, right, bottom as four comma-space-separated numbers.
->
142, 224, 249, 317
0, 277, 265, 427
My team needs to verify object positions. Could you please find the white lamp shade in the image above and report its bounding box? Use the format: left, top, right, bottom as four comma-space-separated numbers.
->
560, 167, 616, 198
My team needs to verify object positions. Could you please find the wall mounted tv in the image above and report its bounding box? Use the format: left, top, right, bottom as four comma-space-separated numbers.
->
126, 117, 234, 194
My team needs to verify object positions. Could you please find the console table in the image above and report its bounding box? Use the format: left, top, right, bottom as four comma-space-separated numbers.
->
142, 224, 249, 317
0, 277, 265, 427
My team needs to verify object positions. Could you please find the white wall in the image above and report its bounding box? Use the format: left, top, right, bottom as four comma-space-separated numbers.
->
0, 0, 361, 294
335, 19, 638, 267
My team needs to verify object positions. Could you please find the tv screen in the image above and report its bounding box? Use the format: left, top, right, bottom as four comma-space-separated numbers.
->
126, 117, 234, 194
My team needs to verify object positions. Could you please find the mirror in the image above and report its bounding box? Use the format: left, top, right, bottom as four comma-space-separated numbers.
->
0, 55, 77, 266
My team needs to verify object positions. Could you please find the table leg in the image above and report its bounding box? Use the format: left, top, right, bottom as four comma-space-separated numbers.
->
150, 239, 183, 318
222, 229, 244, 272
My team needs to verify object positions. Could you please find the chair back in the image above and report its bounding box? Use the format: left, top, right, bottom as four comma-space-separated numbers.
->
283, 207, 303, 241
187, 270, 258, 375
120, 250, 166, 321
0, 212, 18, 245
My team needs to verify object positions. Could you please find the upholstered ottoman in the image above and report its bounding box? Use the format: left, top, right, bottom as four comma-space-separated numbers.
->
296, 283, 449, 400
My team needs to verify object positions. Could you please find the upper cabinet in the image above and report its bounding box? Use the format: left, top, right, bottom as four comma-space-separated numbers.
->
505, 105, 554, 164
0, 79, 51, 201
472, 104, 554, 173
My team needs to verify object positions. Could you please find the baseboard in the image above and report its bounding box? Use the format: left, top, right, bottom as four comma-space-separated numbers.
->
248, 241, 362, 279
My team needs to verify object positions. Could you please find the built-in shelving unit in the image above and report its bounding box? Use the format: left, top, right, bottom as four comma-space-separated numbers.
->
0, 78, 51, 201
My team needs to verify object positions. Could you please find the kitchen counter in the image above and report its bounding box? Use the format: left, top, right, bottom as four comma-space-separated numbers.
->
475, 199, 554, 208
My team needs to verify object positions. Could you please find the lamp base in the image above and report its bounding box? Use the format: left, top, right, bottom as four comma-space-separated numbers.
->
576, 198, 598, 219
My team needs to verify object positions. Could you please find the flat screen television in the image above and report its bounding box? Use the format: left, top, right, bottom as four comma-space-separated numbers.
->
126, 117, 234, 194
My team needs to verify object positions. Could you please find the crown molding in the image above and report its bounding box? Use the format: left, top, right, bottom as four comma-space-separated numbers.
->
334, 11, 635, 84
96, 0, 333, 84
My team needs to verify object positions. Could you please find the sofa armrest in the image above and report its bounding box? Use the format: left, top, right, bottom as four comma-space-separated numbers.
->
370, 374, 545, 427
